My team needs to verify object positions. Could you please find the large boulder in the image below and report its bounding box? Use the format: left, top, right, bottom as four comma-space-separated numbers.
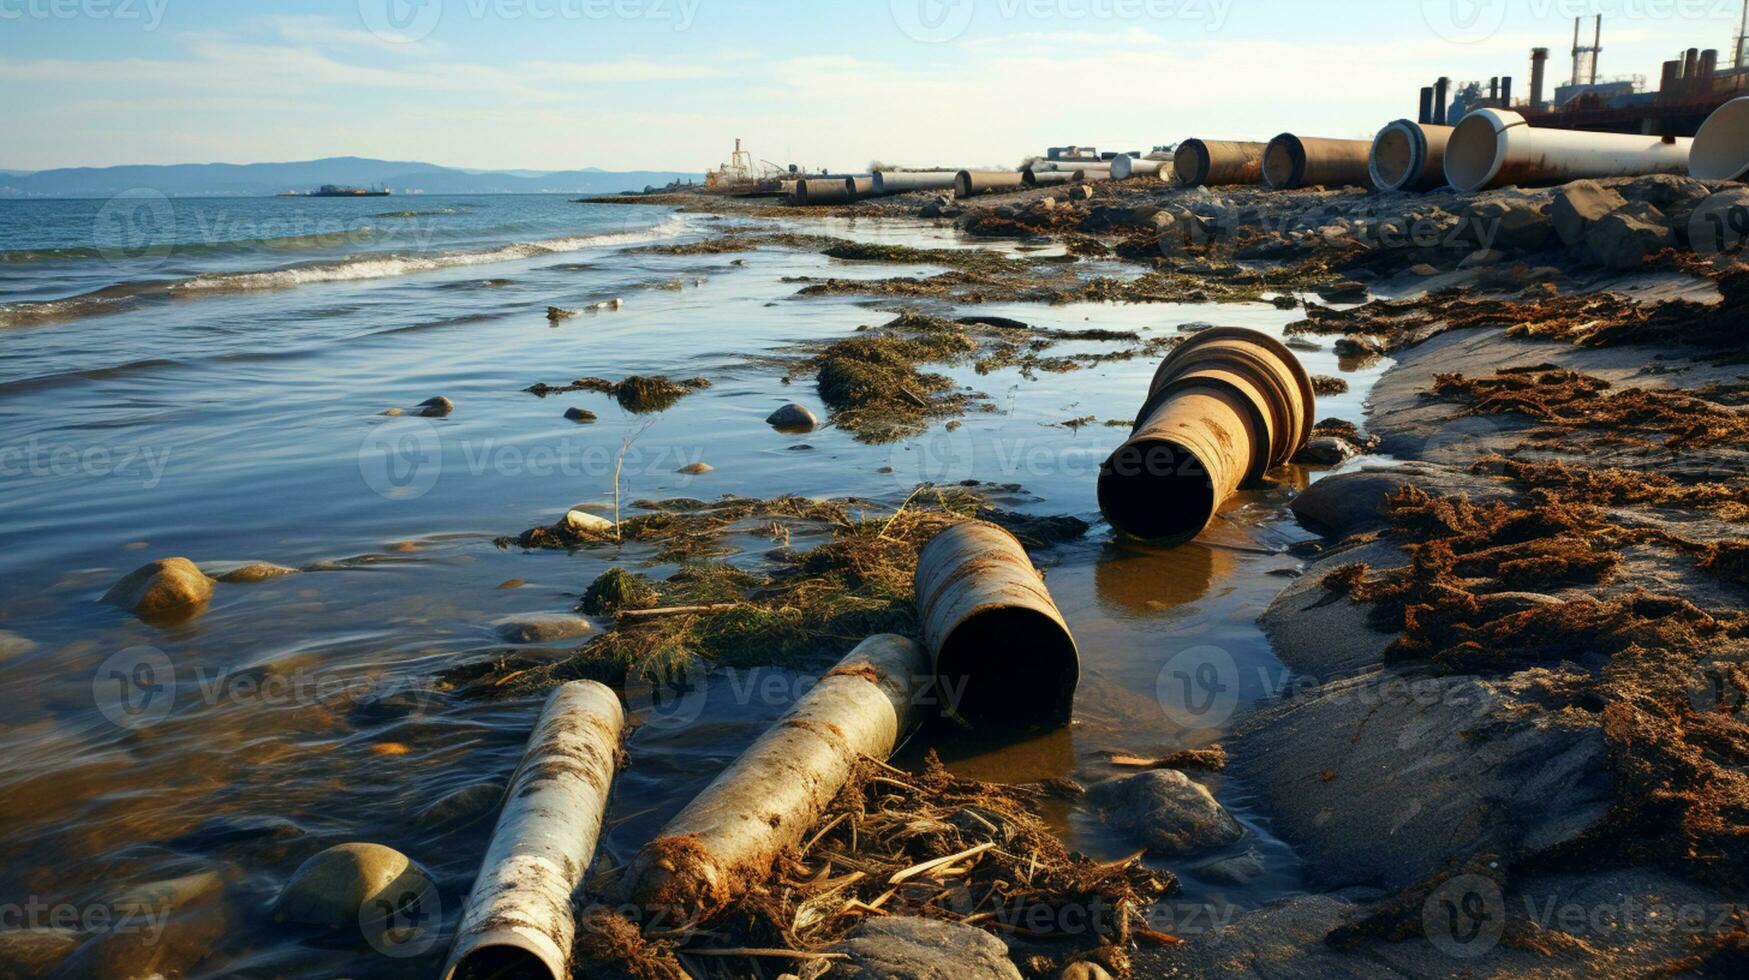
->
1584, 201, 1671, 270
48, 871, 231, 980
102, 558, 214, 622
495, 613, 594, 644
1085, 770, 1244, 857
272, 843, 434, 931
1460, 195, 1554, 253
828, 917, 1022, 979
1619, 173, 1711, 212
1551, 180, 1627, 247
0, 930, 77, 980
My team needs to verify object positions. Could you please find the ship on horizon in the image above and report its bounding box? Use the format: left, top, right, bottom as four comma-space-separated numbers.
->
276, 184, 392, 197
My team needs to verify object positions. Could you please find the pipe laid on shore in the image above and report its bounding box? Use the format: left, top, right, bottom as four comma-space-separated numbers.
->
1263, 134, 1375, 190
870, 170, 961, 195
622, 635, 930, 923
1445, 109, 1693, 192
847, 175, 876, 200
915, 521, 1079, 728
1110, 155, 1170, 180
1023, 169, 1078, 187
1370, 119, 1454, 193
955, 170, 1026, 198
798, 177, 856, 205
1690, 96, 1749, 181
442, 681, 624, 980
1172, 139, 1268, 187
1099, 328, 1314, 547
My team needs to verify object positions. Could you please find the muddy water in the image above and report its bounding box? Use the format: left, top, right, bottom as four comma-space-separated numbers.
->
0, 197, 1385, 976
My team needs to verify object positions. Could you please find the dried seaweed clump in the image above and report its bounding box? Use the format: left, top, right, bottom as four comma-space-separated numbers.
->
524, 375, 712, 413
1432, 367, 1749, 449
1483, 456, 1749, 522
810, 311, 983, 442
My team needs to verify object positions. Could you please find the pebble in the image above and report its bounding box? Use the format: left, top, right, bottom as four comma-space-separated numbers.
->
273, 843, 434, 930
1191, 848, 1267, 886
1059, 964, 1115, 980
828, 917, 1022, 980
765, 403, 819, 431
496, 613, 594, 644
547, 306, 579, 321
564, 510, 615, 534
564, 407, 598, 423
416, 396, 454, 418
1086, 769, 1244, 857
102, 557, 214, 622
677, 462, 713, 475
1292, 436, 1360, 467
206, 561, 299, 584
415, 781, 505, 831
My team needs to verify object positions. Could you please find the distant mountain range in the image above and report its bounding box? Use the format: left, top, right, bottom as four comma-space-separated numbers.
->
0, 156, 700, 198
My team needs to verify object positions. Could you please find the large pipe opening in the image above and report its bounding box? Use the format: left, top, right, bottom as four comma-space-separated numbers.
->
1692, 96, 1749, 181
1445, 112, 1506, 191
1370, 123, 1420, 191
1263, 134, 1303, 188
935, 607, 1079, 727
1173, 140, 1211, 185
448, 947, 551, 980
1097, 439, 1217, 545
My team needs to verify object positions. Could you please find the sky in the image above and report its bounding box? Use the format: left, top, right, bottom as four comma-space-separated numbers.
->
3, 0, 1747, 172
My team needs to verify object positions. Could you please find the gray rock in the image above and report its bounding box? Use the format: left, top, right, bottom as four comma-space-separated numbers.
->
1086, 769, 1243, 856
496, 613, 593, 644
766, 403, 819, 431
102, 557, 215, 622
416, 396, 454, 418
0, 929, 78, 980
273, 843, 434, 930
50, 871, 231, 980
1551, 180, 1627, 247
1619, 173, 1711, 212
546, 306, 579, 321
1456, 248, 1508, 268
828, 917, 1022, 980
1584, 201, 1671, 270
1291, 436, 1359, 467
415, 781, 504, 830
205, 561, 298, 584
564, 407, 597, 423
1460, 195, 1553, 253
1289, 462, 1513, 537
1190, 848, 1267, 886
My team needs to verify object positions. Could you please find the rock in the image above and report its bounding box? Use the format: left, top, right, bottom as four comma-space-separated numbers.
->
1314, 280, 1368, 303
205, 561, 298, 584
1080, 204, 1159, 233
415, 781, 504, 830
1619, 173, 1711, 212
1407, 262, 1440, 276
1584, 201, 1671, 270
1190, 849, 1266, 886
564, 407, 598, 423
0, 631, 36, 662
765, 403, 818, 431
546, 306, 578, 321
416, 396, 454, 418
1551, 180, 1627, 246
1289, 462, 1513, 537
0, 929, 78, 980
495, 613, 593, 644
1331, 336, 1384, 358
677, 462, 713, 475
1457, 248, 1508, 268
1065, 183, 1095, 201
1058, 964, 1114, 980
273, 843, 434, 930
564, 509, 615, 535
1291, 436, 1359, 466
49, 871, 231, 980
379, 407, 405, 416
1460, 195, 1554, 253
102, 557, 214, 622
828, 917, 1022, 980
1085, 770, 1244, 856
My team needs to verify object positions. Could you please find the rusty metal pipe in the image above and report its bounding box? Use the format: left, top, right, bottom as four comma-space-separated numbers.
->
870, 171, 960, 195
915, 521, 1079, 729
955, 170, 1026, 198
1264, 134, 1376, 190
847, 175, 876, 200
442, 681, 624, 980
1446, 109, 1693, 191
1691, 96, 1749, 181
797, 177, 855, 205
1173, 139, 1268, 187
1370, 120, 1454, 192
1099, 328, 1314, 546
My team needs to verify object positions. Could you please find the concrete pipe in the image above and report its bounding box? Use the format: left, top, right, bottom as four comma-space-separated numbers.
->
1263, 134, 1376, 190
871, 170, 961, 195
1370, 119, 1454, 193
955, 170, 1026, 198
1691, 96, 1749, 181
442, 681, 624, 980
1173, 139, 1268, 187
798, 177, 856, 206
623, 635, 929, 923
847, 175, 876, 200
1099, 327, 1314, 546
1022, 168, 1078, 187
914, 521, 1079, 728
1446, 109, 1694, 192
1111, 156, 1170, 180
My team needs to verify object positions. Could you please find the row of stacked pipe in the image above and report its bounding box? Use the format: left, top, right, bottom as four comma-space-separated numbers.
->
786, 94, 1749, 208
438, 328, 1315, 979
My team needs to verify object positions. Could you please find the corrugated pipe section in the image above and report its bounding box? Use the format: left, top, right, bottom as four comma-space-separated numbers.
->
442, 681, 624, 980
1691, 96, 1749, 181
1370, 120, 1454, 193
1099, 328, 1314, 546
1445, 109, 1693, 192
1172, 139, 1268, 187
955, 170, 1027, 198
914, 521, 1079, 728
1263, 134, 1375, 190
870, 171, 961, 195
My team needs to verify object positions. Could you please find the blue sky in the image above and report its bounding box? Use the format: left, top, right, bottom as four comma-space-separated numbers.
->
4, 0, 1746, 171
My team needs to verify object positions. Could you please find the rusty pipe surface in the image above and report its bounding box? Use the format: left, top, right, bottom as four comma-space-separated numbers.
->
621, 635, 929, 923
1263, 134, 1376, 190
846, 175, 876, 200
1173, 139, 1268, 187
1370, 120, 1453, 193
955, 169, 1026, 198
1446, 109, 1693, 191
1691, 96, 1749, 181
871, 170, 960, 195
1099, 327, 1314, 546
798, 177, 856, 205
442, 681, 624, 980
915, 521, 1080, 729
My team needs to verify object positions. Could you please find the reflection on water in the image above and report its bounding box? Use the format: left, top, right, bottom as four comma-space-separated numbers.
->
0, 197, 1385, 976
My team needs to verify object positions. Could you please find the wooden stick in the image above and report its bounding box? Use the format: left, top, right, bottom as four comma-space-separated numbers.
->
616, 603, 741, 621
683, 949, 848, 961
